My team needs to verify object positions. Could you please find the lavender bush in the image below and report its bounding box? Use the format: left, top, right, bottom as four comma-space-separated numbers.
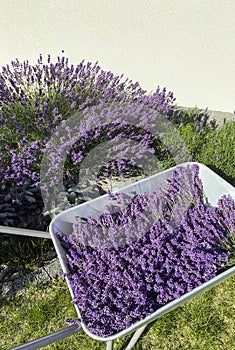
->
0, 55, 174, 188
0, 55, 217, 226
57, 164, 235, 337
0, 54, 176, 225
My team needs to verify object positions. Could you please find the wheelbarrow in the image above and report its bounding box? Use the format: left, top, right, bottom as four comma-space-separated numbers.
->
1, 162, 235, 350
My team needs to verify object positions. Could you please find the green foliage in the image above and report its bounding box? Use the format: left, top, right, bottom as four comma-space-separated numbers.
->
197, 121, 235, 186
0, 235, 54, 270
179, 122, 208, 158
178, 117, 235, 186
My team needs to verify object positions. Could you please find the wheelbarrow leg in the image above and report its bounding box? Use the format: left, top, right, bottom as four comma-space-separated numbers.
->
106, 340, 114, 350
125, 324, 147, 350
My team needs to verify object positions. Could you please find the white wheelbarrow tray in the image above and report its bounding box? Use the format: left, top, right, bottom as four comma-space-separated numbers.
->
49, 162, 235, 346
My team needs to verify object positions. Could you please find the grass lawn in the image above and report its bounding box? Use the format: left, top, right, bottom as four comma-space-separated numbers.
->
1, 275, 235, 350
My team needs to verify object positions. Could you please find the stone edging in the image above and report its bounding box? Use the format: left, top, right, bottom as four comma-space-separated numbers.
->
0, 258, 62, 298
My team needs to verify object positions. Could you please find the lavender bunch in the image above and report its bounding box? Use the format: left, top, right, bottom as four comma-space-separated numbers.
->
57, 164, 235, 337
71, 164, 205, 249
216, 195, 235, 268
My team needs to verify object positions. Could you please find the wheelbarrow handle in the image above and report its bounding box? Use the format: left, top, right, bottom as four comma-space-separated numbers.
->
10, 325, 81, 350
0, 225, 51, 239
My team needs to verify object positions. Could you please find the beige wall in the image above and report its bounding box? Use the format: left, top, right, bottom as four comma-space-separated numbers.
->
0, 0, 234, 112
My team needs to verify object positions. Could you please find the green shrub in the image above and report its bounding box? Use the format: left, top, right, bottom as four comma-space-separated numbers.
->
178, 111, 235, 187
197, 121, 235, 186
169, 106, 216, 160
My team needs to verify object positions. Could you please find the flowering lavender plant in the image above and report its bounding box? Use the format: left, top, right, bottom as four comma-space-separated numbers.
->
0, 54, 175, 191
0, 54, 179, 231
57, 164, 235, 337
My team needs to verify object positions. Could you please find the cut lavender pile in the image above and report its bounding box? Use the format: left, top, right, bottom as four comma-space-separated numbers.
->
57, 164, 235, 337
